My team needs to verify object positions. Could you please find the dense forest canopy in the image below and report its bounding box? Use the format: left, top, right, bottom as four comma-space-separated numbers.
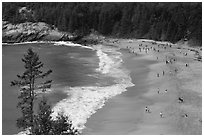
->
2, 2, 202, 44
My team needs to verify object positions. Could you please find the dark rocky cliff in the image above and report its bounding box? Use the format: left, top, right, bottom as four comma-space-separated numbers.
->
2, 21, 77, 43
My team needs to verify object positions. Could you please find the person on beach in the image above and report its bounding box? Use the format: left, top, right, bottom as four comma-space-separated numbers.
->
147, 108, 151, 113
175, 68, 178, 73
163, 70, 165, 76
158, 88, 160, 94
165, 89, 168, 93
178, 97, 184, 103
145, 106, 148, 112
160, 112, 163, 118
145, 106, 150, 113
157, 73, 160, 77
182, 113, 188, 118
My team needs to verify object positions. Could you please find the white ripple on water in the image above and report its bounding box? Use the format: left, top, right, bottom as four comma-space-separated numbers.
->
54, 41, 94, 50
51, 44, 135, 132
17, 42, 134, 134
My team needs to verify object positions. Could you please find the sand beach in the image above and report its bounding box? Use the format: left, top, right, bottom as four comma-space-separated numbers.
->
83, 39, 202, 135
2, 39, 201, 135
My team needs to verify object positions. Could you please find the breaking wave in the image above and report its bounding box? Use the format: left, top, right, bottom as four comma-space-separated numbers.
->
51, 44, 135, 132
15, 41, 134, 134
2, 41, 53, 45
3, 41, 94, 50
54, 41, 94, 50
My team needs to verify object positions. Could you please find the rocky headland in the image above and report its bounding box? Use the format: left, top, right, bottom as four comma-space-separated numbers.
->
2, 21, 79, 43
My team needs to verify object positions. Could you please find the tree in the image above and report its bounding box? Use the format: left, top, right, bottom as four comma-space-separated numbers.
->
32, 97, 53, 135
2, 2, 202, 45
32, 97, 79, 135
120, 5, 133, 35
11, 48, 52, 132
51, 113, 79, 135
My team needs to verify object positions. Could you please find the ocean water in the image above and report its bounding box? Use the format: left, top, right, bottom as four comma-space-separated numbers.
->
2, 42, 134, 134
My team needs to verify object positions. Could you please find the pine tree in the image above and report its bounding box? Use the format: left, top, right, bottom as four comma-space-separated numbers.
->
51, 114, 79, 135
120, 6, 133, 35
32, 97, 79, 135
11, 48, 52, 132
32, 97, 53, 135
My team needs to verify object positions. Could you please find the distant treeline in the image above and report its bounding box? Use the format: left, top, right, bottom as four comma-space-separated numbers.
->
2, 2, 202, 44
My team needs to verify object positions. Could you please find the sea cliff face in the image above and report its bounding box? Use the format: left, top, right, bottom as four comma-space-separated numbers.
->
2, 21, 76, 43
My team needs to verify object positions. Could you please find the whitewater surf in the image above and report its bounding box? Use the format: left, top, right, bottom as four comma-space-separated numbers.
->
51, 42, 135, 132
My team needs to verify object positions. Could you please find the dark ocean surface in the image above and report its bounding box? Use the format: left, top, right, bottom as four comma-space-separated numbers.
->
2, 43, 99, 134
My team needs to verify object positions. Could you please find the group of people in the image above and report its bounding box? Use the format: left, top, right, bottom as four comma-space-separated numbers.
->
145, 106, 163, 118
125, 40, 188, 119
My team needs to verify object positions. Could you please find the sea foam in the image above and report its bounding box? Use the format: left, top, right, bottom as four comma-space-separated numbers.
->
2, 41, 52, 45
16, 41, 134, 135
3, 41, 94, 50
51, 44, 134, 132
54, 41, 94, 50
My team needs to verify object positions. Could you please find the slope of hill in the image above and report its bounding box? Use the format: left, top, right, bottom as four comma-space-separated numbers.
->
2, 2, 202, 46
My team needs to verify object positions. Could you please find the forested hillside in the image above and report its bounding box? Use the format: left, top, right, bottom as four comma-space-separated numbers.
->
2, 2, 202, 45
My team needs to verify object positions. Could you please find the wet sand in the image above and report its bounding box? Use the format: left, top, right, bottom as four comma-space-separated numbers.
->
83, 50, 156, 134
83, 39, 202, 135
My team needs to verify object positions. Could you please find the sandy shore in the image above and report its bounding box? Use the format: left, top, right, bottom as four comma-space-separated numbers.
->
83, 39, 202, 134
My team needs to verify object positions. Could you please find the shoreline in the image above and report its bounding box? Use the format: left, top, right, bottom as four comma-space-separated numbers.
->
3, 43, 98, 135
3, 38, 201, 135
51, 44, 135, 132
83, 48, 156, 134
4, 40, 133, 134
83, 38, 202, 134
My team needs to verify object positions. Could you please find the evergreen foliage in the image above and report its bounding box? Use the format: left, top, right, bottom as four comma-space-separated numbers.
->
11, 48, 78, 134
2, 2, 202, 45
11, 48, 52, 131
51, 113, 79, 135
33, 97, 79, 135
33, 97, 53, 135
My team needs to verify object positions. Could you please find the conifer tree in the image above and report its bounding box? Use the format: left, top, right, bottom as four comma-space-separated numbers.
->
11, 48, 52, 132
32, 97, 79, 135
51, 113, 79, 135
32, 97, 53, 135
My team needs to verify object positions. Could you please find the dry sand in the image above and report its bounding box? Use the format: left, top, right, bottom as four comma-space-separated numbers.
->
83, 39, 202, 135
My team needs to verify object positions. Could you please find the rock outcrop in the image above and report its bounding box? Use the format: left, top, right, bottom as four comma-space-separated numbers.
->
2, 21, 77, 43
